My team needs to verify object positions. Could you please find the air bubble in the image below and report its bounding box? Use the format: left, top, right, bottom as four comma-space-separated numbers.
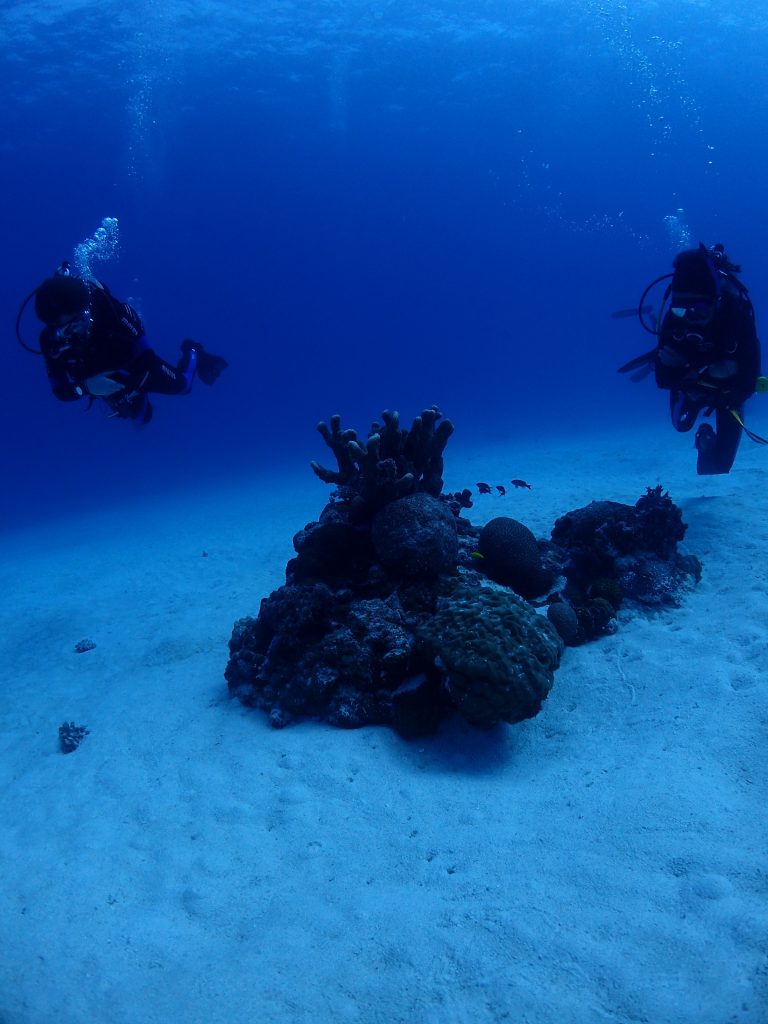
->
72, 217, 120, 278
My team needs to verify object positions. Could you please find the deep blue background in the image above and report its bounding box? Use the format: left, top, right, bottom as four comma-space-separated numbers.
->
2, 2, 768, 527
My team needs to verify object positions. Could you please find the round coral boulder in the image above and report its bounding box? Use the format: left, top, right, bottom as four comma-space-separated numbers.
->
478, 516, 554, 598
421, 584, 563, 727
371, 493, 458, 578
547, 600, 579, 645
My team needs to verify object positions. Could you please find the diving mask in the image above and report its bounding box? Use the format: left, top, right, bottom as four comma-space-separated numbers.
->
55, 309, 93, 345
670, 302, 714, 325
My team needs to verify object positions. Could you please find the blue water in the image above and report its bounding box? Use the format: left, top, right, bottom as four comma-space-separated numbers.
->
3, 1, 767, 527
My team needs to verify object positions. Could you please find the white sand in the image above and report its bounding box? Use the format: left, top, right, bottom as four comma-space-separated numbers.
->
1, 425, 766, 1024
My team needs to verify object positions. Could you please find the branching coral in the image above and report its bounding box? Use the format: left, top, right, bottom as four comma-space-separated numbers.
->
310, 406, 454, 516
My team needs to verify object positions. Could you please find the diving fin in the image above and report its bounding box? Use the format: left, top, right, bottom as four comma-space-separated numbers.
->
618, 348, 656, 375
180, 339, 228, 386
611, 304, 654, 320
196, 349, 228, 386
628, 363, 654, 383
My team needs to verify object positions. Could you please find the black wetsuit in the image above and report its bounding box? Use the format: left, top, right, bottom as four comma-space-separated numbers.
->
39, 280, 193, 422
654, 275, 760, 475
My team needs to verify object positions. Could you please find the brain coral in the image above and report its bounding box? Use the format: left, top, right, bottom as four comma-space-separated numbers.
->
478, 516, 554, 598
420, 583, 563, 727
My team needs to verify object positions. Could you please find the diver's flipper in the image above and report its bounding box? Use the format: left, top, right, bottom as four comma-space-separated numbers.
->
196, 349, 228, 386
611, 304, 654, 320
617, 348, 656, 375
628, 363, 654, 383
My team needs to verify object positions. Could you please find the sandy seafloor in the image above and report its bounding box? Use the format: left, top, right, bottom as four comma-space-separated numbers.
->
1, 423, 766, 1024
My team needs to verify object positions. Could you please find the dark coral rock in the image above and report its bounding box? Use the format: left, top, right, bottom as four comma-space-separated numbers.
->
371, 493, 458, 579
550, 486, 699, 616
346, 597, 415, 683
478, 516, 555, 598
58, 721, 89, 753
571, 597, 618, 643
290, 514, 375, 584
546, 600, 580, 645
551, 487, 687, 570
258, 583, 337, 645
676, 553, 703, 584
419, 584, 563, 727
226, 585, 413, 728
632, 485, 687, 560
448, 488, 473, 511
551, 499, 634, 570
615, 553, 699, 607
456, 518, 483, 568
588, 576, 625, 611
326, 688, 389, 729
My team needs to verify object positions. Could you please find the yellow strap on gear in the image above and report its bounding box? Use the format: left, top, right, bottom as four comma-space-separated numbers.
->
729, 407, 768, 445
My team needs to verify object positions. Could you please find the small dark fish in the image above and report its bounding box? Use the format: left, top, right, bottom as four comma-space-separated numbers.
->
496, 485, 506, 496
510, 479, 532, 490
476, 482, 492, 494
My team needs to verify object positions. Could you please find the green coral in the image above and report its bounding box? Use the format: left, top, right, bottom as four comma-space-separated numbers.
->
419, 584, 563, 727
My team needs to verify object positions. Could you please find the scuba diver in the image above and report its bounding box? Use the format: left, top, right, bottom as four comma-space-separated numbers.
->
17, 263, 228, 427
618, 242, 761, 475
